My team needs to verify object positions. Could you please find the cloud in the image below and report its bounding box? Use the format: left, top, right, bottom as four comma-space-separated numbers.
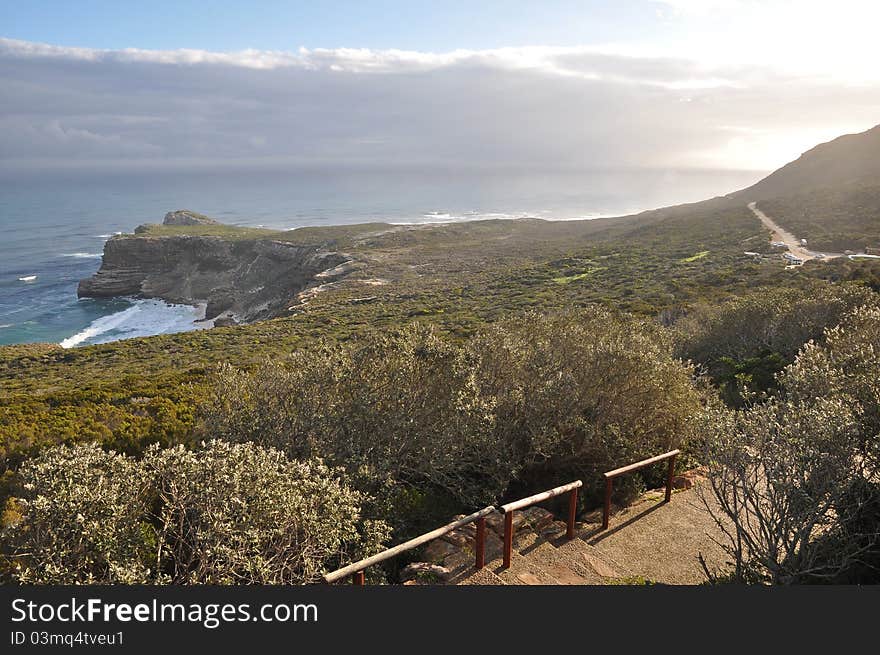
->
0, 37, 877, 175
655, 0, 743, 13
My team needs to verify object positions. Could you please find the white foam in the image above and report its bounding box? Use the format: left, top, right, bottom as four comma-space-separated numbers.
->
60, 299, 208, 349
18, 275, 37, 282
0, 324, 12, 329
62, 252, 102, 259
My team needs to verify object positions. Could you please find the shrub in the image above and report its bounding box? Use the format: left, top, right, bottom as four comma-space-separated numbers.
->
145, 441, 388, 584
2, 443, 154, 584
782, 306, 880, 459
203, 308, 704, 522
701, 307, 880, 583
674, 284, 878, 405
700, 397, 863, 584
468, 309, 702, 505
2, 441, 386, 584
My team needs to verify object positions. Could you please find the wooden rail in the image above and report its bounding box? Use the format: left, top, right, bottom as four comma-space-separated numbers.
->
602, 449, 679, 530
499, 480, 582, 570
323, 505, 495, 585
324, 450, 679, 583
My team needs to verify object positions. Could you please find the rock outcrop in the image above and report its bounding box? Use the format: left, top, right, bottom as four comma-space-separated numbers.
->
162, 210, 219, 226
78, 234, 352, 324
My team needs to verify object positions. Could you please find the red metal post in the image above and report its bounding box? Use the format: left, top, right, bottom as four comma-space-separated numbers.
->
502, 512, 514, 570
352, 570, 365, 585
567, 487, 578, 539
603, 478, 613, 530
665, 453, 677, 503
475, 517, 486, 570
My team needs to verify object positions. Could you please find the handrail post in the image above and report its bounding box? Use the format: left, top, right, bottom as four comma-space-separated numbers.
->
567, 487, 578, 539
352, 571, 365, 586
603, 477, 612, 530
502, 512, 514, 570
475, 517, 486, 570
665, 452, 677, 503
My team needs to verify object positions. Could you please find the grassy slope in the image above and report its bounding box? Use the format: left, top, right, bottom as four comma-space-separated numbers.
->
1, 200, 869, 468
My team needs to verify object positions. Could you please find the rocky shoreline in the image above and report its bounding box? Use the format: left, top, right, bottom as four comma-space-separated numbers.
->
78, 211, 353, 326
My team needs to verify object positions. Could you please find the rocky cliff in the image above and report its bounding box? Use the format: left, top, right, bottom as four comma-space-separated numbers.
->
78, 234, 352, 324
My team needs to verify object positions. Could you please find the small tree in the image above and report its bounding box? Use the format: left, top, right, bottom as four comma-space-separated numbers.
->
782, 306, 880, 464
469, 308, 702, 503
701, 397, 865, 584
675, 284, 877, 405
204, 324, 513, 515
701, 307, 880, 584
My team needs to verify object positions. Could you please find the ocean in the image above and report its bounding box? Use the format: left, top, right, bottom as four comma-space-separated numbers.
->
0, 167, 763, 347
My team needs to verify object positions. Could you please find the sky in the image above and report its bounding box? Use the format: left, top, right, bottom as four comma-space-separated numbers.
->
1, 0, 879, 176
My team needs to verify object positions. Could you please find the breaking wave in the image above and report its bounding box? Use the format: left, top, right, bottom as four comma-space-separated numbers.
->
60, 299, 207, 348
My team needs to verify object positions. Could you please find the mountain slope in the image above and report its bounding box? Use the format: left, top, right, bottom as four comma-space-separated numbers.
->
735, 123, 880, 201
625, 123, 880, 252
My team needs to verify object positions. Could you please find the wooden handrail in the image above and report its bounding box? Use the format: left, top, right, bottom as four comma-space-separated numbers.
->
326, 450, 682, 582
604, 449, 681, 479
323, 505, 495, 584
499, 480, 582, 570
602, 449, 679, 530
500, 480, 582, 514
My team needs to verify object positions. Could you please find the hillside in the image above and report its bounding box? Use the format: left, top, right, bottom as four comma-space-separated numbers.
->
0, 203, 791, 462
727, 123, 880, 251
735, 124, 880, 200
756, 181, 880, 252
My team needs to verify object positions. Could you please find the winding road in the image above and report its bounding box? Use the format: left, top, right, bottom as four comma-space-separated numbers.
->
747, 201, 844, 261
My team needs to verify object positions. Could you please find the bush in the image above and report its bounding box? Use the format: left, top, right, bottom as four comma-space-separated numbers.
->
468, 309, 702, 505
701, 307, 880, 584
782, 306, 880, 458
2, 441, 386, 584
146, 441, 388, 584
203, 308, 704, 524
2, 443, 154, 584
701, 397, 862, 584
674, 284, 878, 405
203, 325, 511, 534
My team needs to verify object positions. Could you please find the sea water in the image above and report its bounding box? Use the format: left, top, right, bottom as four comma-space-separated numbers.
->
0, 167, 763, 347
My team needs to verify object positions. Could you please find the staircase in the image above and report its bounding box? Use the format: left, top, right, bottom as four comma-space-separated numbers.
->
403, 484, 729, 585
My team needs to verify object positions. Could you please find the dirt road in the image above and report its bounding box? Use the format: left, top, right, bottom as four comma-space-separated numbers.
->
748, 201, 843, 261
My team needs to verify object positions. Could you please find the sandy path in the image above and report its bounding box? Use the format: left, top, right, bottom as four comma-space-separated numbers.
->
748, 201, 843, 261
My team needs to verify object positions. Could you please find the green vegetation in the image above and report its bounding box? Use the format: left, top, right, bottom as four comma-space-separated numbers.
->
552, 271, 597, 284
673, 284, 879, 405
204, 309, 702, 536
2, 204, 790, 470
2, 189, 880, 584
